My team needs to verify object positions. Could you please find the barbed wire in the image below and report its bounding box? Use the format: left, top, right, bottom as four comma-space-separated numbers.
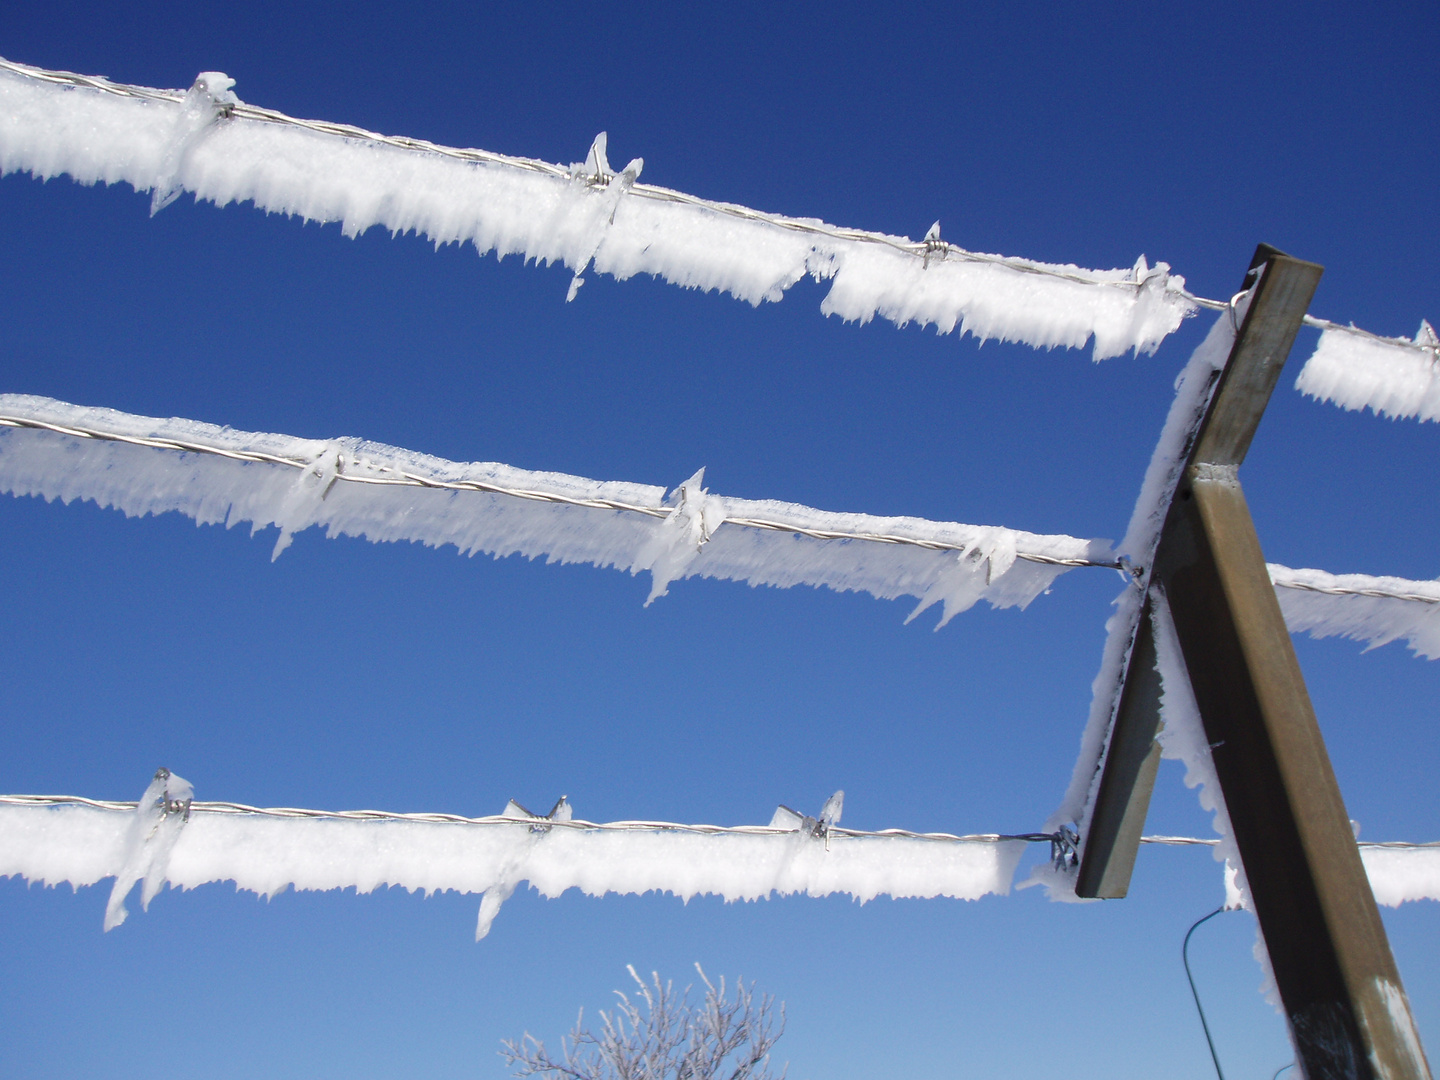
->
3, 56, 1433, 362
4, 794, 1435, 851
0, 412, 1113, 570
5, 409, 1437, 604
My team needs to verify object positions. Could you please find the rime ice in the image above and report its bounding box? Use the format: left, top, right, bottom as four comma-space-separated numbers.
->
0, 59, 1195, 359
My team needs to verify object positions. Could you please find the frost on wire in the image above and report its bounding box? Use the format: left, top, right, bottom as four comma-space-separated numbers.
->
0, 798, 1029, 940
0, 394, 1096, 625
0, 60, 1194, 359
0, 393, 1435, 638
1296, 322, 1440, 423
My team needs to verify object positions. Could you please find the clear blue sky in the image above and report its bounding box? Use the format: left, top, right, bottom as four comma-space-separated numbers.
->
1, 3, 1437, 1078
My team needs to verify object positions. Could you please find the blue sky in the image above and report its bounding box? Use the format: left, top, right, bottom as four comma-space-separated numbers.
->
1, 3, 1437, 1078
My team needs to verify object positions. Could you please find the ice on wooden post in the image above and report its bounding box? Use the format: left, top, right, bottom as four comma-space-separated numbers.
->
1296, 321, 1440, 423
104, 768, 193, 931
1045, 312, 1235, 852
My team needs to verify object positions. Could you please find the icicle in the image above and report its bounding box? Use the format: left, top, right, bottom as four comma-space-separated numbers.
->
103, 767, 193, 931
269, 444, 343, 560
635, 467, 726, 605
476, 795, 573, 939
151, 72, 237, 215
905, 527, 1019, 629
566, 133, 643, 301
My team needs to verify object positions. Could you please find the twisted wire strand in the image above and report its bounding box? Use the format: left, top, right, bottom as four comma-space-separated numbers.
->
1266, 576, 1440, 606
4, 794, 1435, 849
5, 54, 1433, 361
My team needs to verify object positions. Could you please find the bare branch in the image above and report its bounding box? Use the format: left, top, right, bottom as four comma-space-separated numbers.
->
503, 969, 788, 1080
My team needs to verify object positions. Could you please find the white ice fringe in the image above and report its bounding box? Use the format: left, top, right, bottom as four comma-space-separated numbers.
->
0, 802, 1028, 940
1270, 564, 1440, 660
1296, 322, 1440, 423
1046, 313, 1235, 839
0, 394, 1096, 622
0, 59, 1194, 359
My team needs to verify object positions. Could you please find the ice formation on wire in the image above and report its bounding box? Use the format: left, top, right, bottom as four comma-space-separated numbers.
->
1270, 564, 1440, 660
0, 394, 1099, 624
1296, 322, 1440, 423
2, 394, 1435, 644
0, 58, 1194, 359
102, 768, 193, 930
0, 800, 1028, 940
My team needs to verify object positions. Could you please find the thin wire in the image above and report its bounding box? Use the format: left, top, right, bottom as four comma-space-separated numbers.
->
1267, 576, 1440, 606
4, 55, 1433, 359
0, 413, 1116, 570
0, 794, 1059, 845
1184, 906, 1231, 1080
5, 794, 1436, 850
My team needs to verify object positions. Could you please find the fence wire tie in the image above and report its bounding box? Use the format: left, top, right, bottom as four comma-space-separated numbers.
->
1050, 825, 1080, 871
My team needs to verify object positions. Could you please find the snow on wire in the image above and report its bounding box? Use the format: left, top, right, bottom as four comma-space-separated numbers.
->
0, 394, 1106, 626
0, 56, 1193, 359
0, 791, 1036, 940
2, 791, 1435, 941
1, 393, 1436, 639
2, 57, 1432, 409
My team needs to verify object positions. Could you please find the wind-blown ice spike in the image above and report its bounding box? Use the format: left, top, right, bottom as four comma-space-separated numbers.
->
478, 796, 573, 939
150, 71, 237, 215
103, 767, 193, 931
637, 468, 727, 605
564, 132, 644, 302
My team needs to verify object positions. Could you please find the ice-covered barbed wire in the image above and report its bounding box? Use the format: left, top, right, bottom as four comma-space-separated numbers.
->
0, 407, 1101, 562
0, 790, 1038, 935
0, 394, 1108, 627
0, 56, 1177, 359
1, 396, 1434, 638
3, 794, 1435, 926
1, 56, 1429, 378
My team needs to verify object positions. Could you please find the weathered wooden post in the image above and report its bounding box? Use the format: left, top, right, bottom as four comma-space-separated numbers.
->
1077, 246, 1432, 1080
